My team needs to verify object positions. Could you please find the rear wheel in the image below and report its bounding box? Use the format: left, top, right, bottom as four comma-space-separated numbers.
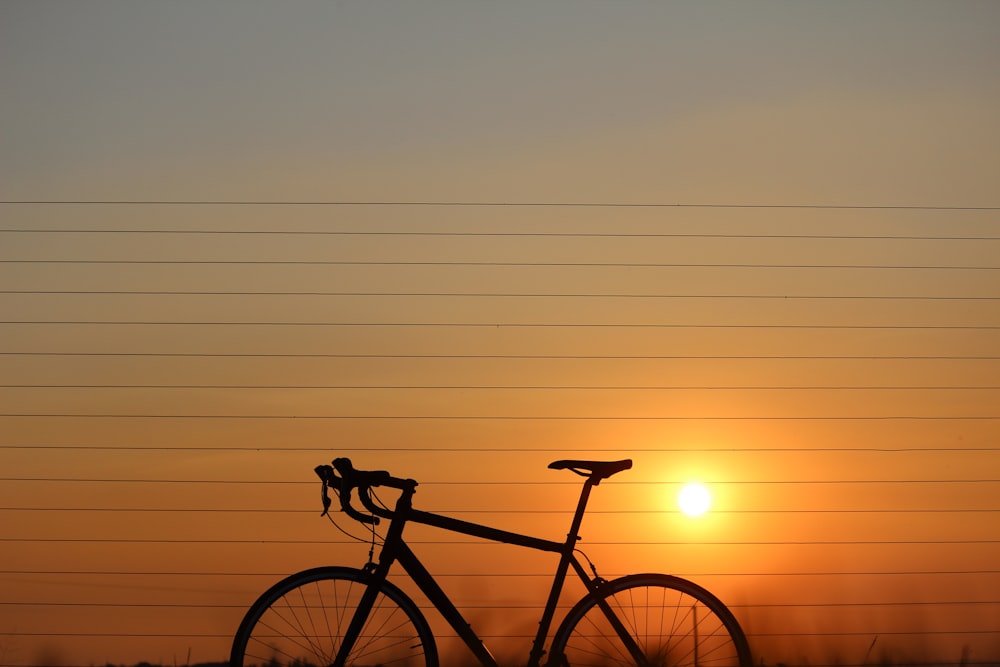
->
549, 573, 751, 667
231, 566, 438, 667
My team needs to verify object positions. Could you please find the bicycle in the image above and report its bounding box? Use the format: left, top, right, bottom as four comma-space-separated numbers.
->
230, 457, 752, 667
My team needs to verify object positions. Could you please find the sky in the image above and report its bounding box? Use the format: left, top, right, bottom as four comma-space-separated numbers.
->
1, 2, 999, 666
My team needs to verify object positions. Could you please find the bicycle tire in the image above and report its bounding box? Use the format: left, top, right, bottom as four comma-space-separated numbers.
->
549, 573, 751, 667
230, 566, 438, 667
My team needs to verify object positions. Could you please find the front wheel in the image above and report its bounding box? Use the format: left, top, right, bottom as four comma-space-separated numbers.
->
230, 566, 438, 667
549, 574, 751, 667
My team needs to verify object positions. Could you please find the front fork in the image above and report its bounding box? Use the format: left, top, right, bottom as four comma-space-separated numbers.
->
331, 563, 390, 667
333, 496, 408, 667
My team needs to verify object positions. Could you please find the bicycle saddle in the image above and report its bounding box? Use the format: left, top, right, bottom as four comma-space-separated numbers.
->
548, 459, 632, 483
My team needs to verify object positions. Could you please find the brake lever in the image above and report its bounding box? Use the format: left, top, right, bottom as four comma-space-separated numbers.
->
315, 465, 334, 516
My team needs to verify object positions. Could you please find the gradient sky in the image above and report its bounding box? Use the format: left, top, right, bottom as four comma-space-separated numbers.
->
2, 3, 999, 667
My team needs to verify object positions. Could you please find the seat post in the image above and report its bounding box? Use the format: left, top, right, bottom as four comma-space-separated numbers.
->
564, 477, 599, 546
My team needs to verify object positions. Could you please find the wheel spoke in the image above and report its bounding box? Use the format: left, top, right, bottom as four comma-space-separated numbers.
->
231, 567, 436, 667
551, 575, 751, 667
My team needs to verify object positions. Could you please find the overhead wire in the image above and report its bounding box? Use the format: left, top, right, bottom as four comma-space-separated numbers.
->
1, 199, 999, 209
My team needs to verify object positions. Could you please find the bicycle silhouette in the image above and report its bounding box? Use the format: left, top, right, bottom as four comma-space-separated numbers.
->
231, 457, 752, 667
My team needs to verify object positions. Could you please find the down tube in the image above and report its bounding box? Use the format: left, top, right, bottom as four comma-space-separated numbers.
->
395, 539, 500, 667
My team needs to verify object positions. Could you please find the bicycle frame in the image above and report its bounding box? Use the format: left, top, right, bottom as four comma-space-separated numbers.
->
336, 473, 640, 667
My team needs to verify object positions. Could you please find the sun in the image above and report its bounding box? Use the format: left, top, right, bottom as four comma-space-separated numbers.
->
677, 482, 711, 517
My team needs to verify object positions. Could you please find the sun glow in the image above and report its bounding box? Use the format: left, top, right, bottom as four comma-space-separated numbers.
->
677, 482, 712, 517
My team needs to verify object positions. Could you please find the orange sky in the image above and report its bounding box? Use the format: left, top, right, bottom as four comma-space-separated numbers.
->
2, 4, 1000, 667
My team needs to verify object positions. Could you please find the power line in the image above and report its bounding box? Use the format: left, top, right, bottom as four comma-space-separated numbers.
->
4, 507, 999, 515
3, 290, 998, 301
2, 570, 998, 579
5, 384, 999, 390
2, 414, 998, 420
3, 229, 1000, 241
2, 445, 998, 452
0, 600, 996, 610
2, 352, 996, 360
3, 259, 998, 269
2, 200, 999, 210
10, 630, 1000, 638
4, 477, 998, 485
3, 537, 999, 545
3, 321, 998, 329
0, 445, 997, 452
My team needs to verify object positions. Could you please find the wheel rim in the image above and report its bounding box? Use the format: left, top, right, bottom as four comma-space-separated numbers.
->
557, 581, 747, 667
237, 573, 431, 667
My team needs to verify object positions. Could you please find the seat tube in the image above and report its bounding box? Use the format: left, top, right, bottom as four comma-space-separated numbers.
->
565, 479, 647, 663
566, 479, 595, 548
528, 479, 600, 667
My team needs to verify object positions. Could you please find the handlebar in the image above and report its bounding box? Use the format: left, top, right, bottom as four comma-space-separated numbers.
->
315, 457, 418, 525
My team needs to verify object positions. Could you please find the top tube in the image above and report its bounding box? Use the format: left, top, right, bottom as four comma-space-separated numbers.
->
316, 456, 633, 552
